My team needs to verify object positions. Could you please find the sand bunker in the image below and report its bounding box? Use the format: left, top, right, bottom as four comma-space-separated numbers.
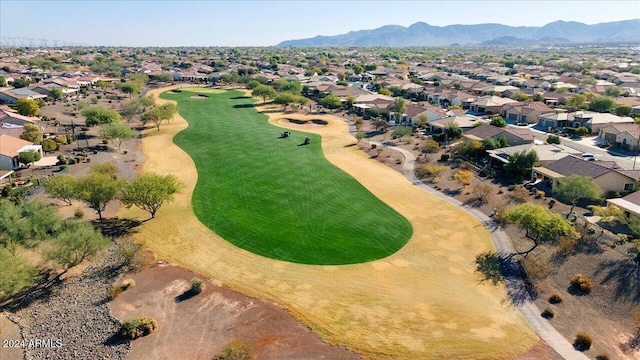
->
278, 118, 328, 128
189, 94, 209, 99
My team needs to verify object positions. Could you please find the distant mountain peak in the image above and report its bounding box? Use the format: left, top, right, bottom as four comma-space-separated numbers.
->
276, 19, 640, 47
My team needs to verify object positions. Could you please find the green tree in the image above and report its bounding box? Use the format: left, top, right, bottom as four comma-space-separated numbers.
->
605, 86, 622, 97
616, 104, 633, 117
46, 220, 110, 270
136, 94, 156, 108
75, 171, 125, 220
490, 116, 507, 128
20, 123, 43, 144
118, 82, 141, 99
510, 92, 530, 102
415, 113, 429, 128
280, 81, 303, 95
318, 93, 342, 110
50, 87, 63, 101
588, 96, 616, 113
83, 107, 122, 127
378, 87, 392, 96
42, 174, 77, 205
0, 201, 61, 255
154, 73, 174, 82
482, 136, 508, 150
130, 73, 150, 84
18, 150, 41, 166
99, 122, 137, 149
252, 85, 276, 104
546, 135, 561, 144
504, 149, 538, 178
141, 103, 177, 131
389, 97, 406, 123
566, 94, 586, 111
15, 98, 40, 116
504, 203, 577, 256
391, 126, 412, 142
0, 248, 37, 299
0, 75, 6, 87
444, 122, 462, 139
552, 175, 603, 218
273, 92, 297, 111
120, 173, 184, 219
42, 138, 58, 152
121, 100, 142, 121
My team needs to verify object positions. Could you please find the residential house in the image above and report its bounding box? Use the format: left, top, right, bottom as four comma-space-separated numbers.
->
487, 143, 581, 166
607, 190, 640, 218
537, 110, 633, 134
532, 155, 640, 195
463, 124, 534, 147
501, 102, 553, 124
598, 123, 640, 151
0, 88, 47, 104
429, 114, 486, 133
0, 107, 41, 129
390, 104, 447, 125
0, 134, 42, 170
468, 95, 518, 115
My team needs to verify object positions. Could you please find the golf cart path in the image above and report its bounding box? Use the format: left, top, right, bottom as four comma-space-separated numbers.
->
377, 142, 589, 360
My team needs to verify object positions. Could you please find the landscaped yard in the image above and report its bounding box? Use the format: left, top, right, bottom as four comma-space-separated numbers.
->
162, 89, 412, 265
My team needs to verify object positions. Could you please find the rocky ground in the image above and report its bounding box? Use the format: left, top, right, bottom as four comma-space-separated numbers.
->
7, 248, 130, 360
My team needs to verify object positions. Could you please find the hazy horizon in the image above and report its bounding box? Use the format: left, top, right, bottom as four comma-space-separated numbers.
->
1, 1, 639, 47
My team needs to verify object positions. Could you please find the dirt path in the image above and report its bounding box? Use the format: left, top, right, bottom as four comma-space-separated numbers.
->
117, 87, 539, 359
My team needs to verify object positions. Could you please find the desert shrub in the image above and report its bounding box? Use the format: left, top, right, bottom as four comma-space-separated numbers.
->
59, 165, 67, 171
508, 185, 529, 204
54, 135, 67, 144
558, 236, 577, 254
115, 238, 145, 269
422, 139, 440, 153
110, 285, 124, 299
119, 317, 158, 340
121, 279, 135, 290
191, 278, 205, 294
74, 208, 84, 219
214, 340, 255, 360
471, 182, 493, 200
42, 138, 58, 152
521, 255, 552, 281
439, 153, 449, 162
548, 294, 563, 304
570, 274, 593, 294
91, 97, 99, 104
454, 170, 473, 186
573, 332, 592, 351
548, 199, 556, 209
541, 307, 554, 319
535, 189, 545, 198
415, 164, 447, 179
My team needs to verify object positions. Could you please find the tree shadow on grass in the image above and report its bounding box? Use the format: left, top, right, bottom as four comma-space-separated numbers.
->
594, 258, 640, 302
230, 96, 251, 100
474, 250, 537, 306
93, 217, 142, 238
233, 103, 256, 109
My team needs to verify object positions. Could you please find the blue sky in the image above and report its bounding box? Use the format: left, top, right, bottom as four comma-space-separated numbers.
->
1, 1, 638, 46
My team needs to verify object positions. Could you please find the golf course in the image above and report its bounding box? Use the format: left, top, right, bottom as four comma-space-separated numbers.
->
164, 89, 412, 265
122, 86, 539, 359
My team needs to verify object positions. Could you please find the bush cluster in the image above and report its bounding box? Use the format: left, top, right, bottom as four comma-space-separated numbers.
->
541, 307, 555, 319
570, 274, 593, 294
119, 317, 158, 340
573, 331, 592, 351
191, 278, 205, 294
548, 294, 563, 304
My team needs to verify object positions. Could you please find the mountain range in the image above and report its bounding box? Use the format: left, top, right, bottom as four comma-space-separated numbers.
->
277, 19, 640, 47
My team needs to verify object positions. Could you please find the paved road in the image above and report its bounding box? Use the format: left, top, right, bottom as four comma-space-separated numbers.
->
374, 141, 590, 360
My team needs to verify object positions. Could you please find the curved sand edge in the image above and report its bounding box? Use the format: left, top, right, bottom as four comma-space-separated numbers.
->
119, 87, 538, 359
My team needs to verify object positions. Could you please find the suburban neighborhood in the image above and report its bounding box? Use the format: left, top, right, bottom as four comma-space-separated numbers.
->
1, 8, 640, 360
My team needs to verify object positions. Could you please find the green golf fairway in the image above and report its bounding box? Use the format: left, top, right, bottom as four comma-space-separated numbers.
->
164, 90, 412, 265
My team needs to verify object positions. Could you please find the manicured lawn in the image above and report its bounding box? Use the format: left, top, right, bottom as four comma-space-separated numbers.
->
163, 90, 412, 265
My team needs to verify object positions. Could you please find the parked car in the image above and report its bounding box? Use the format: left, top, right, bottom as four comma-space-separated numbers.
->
582, 153, 596, 161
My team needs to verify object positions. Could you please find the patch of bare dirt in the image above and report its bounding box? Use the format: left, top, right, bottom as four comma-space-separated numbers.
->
109, 262, 360, 360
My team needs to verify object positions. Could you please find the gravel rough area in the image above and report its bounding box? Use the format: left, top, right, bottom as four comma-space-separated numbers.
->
11, 248, 130, 360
